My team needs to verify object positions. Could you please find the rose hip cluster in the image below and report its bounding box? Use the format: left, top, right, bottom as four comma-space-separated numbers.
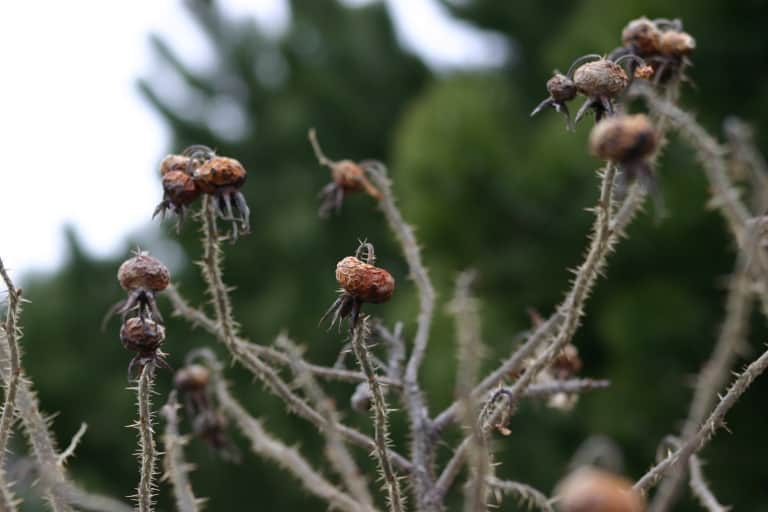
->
531, 17, 694, 131
154, 145, 251, 239
115, 252, 171, 378
174, 363, 239, 461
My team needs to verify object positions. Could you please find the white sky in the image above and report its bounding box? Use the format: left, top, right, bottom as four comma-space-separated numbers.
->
0, 0, 507, 280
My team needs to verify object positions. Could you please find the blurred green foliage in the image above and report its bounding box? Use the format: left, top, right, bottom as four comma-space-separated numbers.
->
12, 0, 768, 510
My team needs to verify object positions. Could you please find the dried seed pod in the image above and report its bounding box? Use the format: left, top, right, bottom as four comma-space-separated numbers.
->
117, 253, 170, 293
634, 64, 655, 80
335, 256, 395, 304
160, 154, 192, 176
547, 73, 577, 103
174, 364, 211, 392
161, 170, 200, 207
659, 30, 696, 56
573, 60, 629, 98
120, 317, 166, 353
556, 467, 645, 512
622, 17, 661, 56
552, 344, 583, 380
589, 114, 657, 163
193, 156, 248, 194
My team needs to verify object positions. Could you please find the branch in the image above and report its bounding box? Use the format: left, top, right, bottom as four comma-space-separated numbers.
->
486, 477, 555, 512
633, 83, 750, 244
0, 304, 131, 512
689, 454, 730, 512
57, 423, 88, 467
277, 336, 376, 511
635, 343, 768, 493
433, 168, 645, 434
134, 364, 157, 512
366, 161, 437, 510
350, 319, 405, 512
165, 286, 400, 387
0, 257, 22, 466
205, 353, 367, 512
161, 392, 202, 512
649, 258, 753, 511
447, 271, 491, 512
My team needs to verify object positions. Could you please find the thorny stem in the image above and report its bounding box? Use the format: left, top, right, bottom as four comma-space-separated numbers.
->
649, 258, 752, 512
367, 162, 437, 510
433, 171, 645, 435
58, 423, 88, 467
448, 271, 490, 512
200, 351, 366, 512
197, 199, 414, 473
633, 83, 751, 244
277, 336, 376, 511
350, 319, 405, 512
166, 285, 400, 387
486, 477, 555, 512
135, 364, 157, 512
634, 343, 768, 493
161, 392, 201, 512
0, 285, 131, 511
432, 392, 513, 502
688, 454, 729, 512
0, 257, 22, 466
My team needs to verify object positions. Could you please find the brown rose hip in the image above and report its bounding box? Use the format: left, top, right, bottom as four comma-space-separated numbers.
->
191, 155, 251, 239
113, 252, 170, 324
622, 17, 661, 56
531, 72, 579, 131
659, 30, 696, 57
120, 317, 169, 378
174, 364, 211, 392
557, 467, 645, 512
321, 242, 395, 330
589, 114, 657, 164
160, 154, 192, 176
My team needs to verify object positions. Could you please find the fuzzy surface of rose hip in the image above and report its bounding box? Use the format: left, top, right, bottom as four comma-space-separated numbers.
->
335, 256, 395, 304
117, 254, 171, 292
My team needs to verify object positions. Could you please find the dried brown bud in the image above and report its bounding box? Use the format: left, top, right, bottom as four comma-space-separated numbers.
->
117, 253, 170, 292
120, 317, 166, 353
194, 156, 247, 194
162, 170, 200, 207
160, 154, 191, 176
331, 160, 382, 199
335, 256, 395, 304
634, 64, 655, 80
546, 73, 577, 103
174, 364, 210, 392
660, 31, 696, 56
622, 17, 661, 56
351, 381, 373, 412
557, 467, 645, 512
552, 344, 583, 379
574, 60, 629, 98
589, 114, 657, 163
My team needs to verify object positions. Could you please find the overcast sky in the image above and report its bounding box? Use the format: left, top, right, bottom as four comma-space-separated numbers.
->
0, 0, 507, 280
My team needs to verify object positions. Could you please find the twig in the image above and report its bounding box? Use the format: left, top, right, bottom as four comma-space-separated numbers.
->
633, 83, 750, 244
0, 313, 131, 511
486, 477, 555, 512
192, 214, 413, 472
204, 352, 366, 512
161, 392, 202, 512
433, 171, 645, 435
350, 319, 405, 512
166, 286, 400, 387
57, 423, 88, 467
724, 116, 768, 214
0, 257, 22, 466
447, 271, 490, 512
634, 343, 768, 493
366, 161, 437, 510
277, 335, 376, 511
649, 258, 752, 511
308, 128, 334, 167
134, 364, 157, 512
689, 454, 729, 512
